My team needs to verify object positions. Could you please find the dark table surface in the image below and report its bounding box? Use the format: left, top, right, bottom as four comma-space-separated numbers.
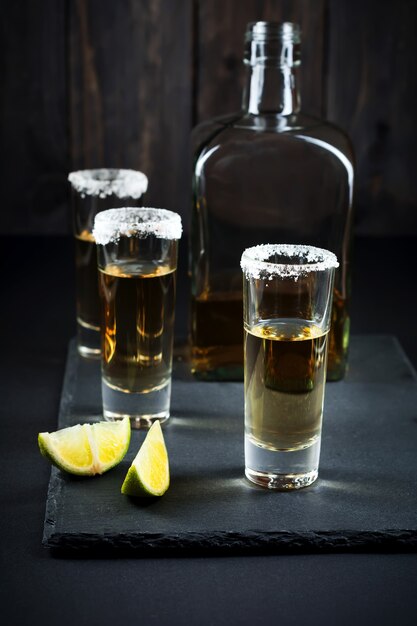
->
1, 235, 417, 626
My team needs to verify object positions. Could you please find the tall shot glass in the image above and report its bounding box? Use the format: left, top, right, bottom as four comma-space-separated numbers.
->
68, 169, 148, 358
241, 244, 339, 490
93, 208, 182, 428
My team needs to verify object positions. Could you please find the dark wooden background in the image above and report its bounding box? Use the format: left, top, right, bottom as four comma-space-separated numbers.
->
1, 0, 416, 235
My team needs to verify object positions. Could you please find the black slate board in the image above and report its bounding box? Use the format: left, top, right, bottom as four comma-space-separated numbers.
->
43, 336, 417, 553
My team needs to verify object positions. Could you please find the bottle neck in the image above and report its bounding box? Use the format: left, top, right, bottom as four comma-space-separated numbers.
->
243, 63, 301, 116
243, 22, 302, 116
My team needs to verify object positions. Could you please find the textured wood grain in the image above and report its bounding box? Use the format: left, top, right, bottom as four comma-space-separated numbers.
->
69, 0, 192, 216
1, 1, 416, 235
0, 0, 69, 234
195, 0, 326, 122
327, 0, 417, 235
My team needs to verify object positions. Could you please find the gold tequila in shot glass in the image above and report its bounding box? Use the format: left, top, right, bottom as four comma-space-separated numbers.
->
68, 169, 148, 358
93, 207, 182, 429
241, 244, 339, 489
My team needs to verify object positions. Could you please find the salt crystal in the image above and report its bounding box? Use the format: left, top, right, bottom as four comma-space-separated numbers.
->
68, 168, 148, 199
240, 243, 339, 280
93, 207, 182, 245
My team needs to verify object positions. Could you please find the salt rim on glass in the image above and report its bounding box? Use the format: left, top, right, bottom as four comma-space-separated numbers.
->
93, 207, 182, 245
68, 168, 148, 199
240, 243, 339, 280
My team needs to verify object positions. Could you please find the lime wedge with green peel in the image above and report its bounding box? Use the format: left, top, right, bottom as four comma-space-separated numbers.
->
38, 418, 131, 476
121, 420, 169, 497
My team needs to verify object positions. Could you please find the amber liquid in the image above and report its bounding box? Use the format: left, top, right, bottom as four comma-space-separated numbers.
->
191, 289, 347, 381
75, 230, 100, 330
191, 291, 244, 379
244, 320, 328, 452
99, 262, 176, 395
327, 288, 350, 381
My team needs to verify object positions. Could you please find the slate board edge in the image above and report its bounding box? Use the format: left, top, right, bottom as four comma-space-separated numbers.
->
42, 469, 64, 547
43, 526, 417, 553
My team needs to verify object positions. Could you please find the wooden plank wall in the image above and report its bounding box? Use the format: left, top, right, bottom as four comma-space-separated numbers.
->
69, 0, 192, 213
0, 0, 68, 234
1, 0, 416, 235
327, 0, 417, 235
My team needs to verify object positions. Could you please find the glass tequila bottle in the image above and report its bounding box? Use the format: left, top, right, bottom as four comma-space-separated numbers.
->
190, 21, 354, 381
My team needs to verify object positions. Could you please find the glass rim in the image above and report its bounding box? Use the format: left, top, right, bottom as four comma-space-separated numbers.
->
241, 244, 339, 279
93, 207, 182, 245
245, 21, 301, 43
68, 168, 148, 199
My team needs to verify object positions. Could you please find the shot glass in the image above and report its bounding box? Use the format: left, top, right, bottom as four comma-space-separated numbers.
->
93, 207, 182, 428
241, 244, 339, 490
68, 168, 148, 358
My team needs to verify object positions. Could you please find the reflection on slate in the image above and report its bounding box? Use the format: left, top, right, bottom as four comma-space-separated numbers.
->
43, 336, 417, 553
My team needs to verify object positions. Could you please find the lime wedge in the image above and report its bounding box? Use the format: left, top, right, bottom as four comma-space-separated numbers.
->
121, 420, 169, 497
38, 418, 131, 476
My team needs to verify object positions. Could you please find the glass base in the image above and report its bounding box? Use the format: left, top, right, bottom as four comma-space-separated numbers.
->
245, 467, 318, 490
103, 409, 169, 430
102, 378, 171, 429
77, 320, 101, 359
245, 433, 321, 490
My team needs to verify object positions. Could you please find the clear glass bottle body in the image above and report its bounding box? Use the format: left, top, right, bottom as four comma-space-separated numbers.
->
190, 22, 354, 381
